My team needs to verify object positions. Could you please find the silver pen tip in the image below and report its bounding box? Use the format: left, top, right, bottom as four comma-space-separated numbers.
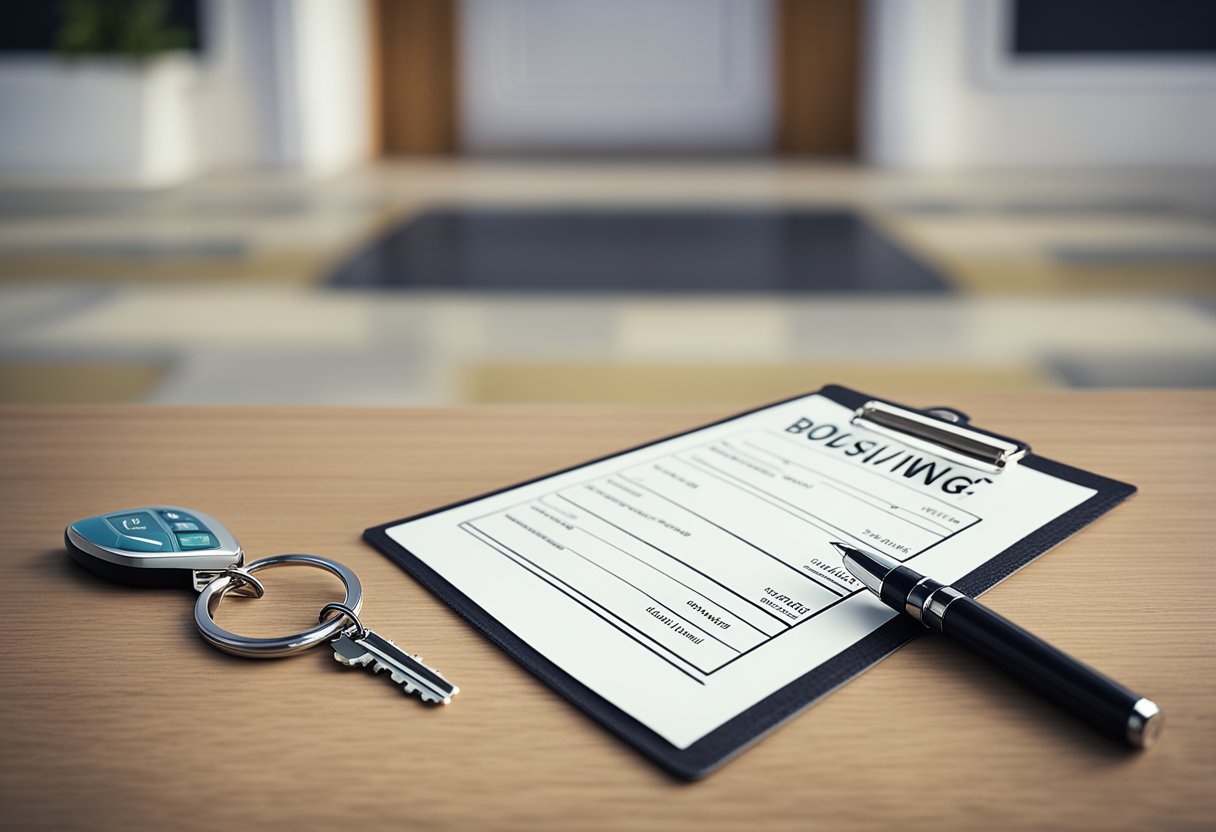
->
1127, 698, 1164, 750
833, 542, 900, 596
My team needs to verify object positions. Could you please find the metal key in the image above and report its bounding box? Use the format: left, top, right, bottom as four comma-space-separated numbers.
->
331, 626, 460, 705
332, 629, 459, 705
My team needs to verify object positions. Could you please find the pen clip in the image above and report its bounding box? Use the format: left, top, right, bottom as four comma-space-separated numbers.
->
851, 400, 1030, 473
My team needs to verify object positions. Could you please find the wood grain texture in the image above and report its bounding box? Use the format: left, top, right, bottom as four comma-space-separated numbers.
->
0, 394, 1213, 831
377, 0, 458, 155
776, 0, 861, 156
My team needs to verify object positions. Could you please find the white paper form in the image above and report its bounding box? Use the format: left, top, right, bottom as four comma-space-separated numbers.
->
386, 393, 1097, 749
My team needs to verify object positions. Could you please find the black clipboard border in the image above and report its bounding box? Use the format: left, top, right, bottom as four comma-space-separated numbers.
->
363, 384, 1136, 780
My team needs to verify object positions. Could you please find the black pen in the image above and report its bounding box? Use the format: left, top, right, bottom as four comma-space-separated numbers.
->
833, 542, 1163, 749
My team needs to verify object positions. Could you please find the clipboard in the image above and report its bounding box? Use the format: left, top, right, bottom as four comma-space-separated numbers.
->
363, 384, 1135, 780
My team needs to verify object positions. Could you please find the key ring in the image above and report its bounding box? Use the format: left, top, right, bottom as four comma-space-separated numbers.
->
67, 505, 459, 702
194, 553, 363, 658
319, 602, 368, 639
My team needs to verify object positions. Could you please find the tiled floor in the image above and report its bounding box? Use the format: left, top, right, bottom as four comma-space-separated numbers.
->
1, 161, 1214, 405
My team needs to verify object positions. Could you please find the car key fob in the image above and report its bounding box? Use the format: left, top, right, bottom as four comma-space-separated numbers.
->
66, 506, 243, 589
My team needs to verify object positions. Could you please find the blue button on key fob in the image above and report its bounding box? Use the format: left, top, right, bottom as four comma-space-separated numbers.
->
66, 506, 243, 589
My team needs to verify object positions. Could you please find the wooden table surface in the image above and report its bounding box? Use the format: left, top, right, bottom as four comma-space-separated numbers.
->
1, 394, 1213, 831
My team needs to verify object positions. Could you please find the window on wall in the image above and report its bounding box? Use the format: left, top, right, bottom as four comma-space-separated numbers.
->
0, 1, 203, 55
1011, 0, 1216, 57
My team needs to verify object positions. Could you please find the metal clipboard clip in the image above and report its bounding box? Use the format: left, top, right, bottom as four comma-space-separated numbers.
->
851, 400, 1030, 474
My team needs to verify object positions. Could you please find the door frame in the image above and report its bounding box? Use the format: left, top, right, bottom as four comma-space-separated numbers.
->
372, 0, 860, 157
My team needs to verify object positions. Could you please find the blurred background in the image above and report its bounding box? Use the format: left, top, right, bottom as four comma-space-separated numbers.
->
0, 0, 1213, 406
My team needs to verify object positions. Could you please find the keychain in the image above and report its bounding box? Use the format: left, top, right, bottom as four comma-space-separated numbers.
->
64, 505, 459, 705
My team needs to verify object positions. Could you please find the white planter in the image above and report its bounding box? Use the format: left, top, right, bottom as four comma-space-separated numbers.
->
0, 53, 197, 187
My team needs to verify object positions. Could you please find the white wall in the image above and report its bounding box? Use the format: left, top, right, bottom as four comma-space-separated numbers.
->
0, 55, 194, 185
193, 0, 373, 174
864, 0, 1216, 169
269, 0, 373, 173
460, 0, 774, 154
189, 0, 262, 173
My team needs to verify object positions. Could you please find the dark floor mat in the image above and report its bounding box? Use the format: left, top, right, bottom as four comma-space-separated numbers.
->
328, 208, 951, 293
